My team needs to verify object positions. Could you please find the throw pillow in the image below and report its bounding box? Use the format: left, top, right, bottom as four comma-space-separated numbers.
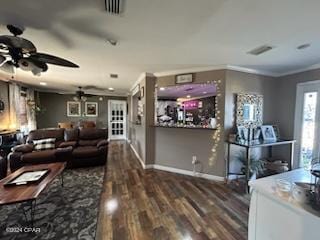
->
33, 138, 56, 151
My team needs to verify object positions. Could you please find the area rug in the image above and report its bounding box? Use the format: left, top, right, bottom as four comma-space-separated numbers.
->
0, 166, 105, 240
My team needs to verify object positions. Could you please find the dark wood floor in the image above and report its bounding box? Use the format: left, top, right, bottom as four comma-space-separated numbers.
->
96, 141, 249, 240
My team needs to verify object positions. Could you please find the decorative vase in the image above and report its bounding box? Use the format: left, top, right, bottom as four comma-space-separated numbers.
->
210, 118, 217, 128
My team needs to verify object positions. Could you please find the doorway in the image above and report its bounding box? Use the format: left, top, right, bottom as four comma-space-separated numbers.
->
294, 81, 320, 168
108, 100, 127, 140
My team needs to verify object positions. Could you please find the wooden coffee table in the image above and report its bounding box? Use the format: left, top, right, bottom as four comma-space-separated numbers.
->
0, 162, 66, 226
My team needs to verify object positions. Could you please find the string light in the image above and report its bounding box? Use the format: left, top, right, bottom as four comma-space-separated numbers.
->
209, 79, 222, 166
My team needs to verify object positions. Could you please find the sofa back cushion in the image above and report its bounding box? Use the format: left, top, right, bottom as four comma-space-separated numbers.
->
79, 129, 107, 140
64, 128, 79, 141
78, 139, 100, 146
33, 138, 56, 151
27, 128, 64, 148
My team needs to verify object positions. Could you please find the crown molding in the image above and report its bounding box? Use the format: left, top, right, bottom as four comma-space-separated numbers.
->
129, 72, 154, 92
275, 63, 320, 77
153, 65, 227, 77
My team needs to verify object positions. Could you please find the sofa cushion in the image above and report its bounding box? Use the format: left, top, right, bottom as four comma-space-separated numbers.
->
27, 128, 64, 144
97, 139, 109, 148
59, 141, 77, 148
22, 149, 56, 163
11, 144, 34, 153
79, 129, 107, 140
33, 138, 56, 151
78, 139, 99, 146
72, 146, 100, 158
64, 128, 79, 141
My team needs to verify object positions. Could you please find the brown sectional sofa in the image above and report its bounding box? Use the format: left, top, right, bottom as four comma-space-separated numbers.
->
8, 128, 108, 171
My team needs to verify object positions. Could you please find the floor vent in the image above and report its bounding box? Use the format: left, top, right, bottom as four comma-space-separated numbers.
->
105, 0, 123, 15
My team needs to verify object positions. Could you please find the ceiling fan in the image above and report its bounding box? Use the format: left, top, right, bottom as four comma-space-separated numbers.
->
0, 25, 79, 76
73, 87, 95, 102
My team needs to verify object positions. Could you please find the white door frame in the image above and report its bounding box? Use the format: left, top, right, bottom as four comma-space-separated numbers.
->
294, 80, 320, 168
108, 100, 127, 140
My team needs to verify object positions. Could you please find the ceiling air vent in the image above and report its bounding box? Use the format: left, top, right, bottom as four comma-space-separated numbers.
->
247, 45, 274, 56
105, 0, 123, 15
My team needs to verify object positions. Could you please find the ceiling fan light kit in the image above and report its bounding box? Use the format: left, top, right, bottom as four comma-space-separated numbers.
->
0, 25, 79, 76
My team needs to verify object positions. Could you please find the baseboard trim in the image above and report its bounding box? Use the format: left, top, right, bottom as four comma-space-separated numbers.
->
129, 144, 224, 182
146, 164, 225, 182
129, 144, 145, 169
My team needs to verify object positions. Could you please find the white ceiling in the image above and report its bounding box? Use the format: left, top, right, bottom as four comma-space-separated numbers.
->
1, 0, 320, 95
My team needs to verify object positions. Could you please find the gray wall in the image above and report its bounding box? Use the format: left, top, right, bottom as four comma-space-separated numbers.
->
129, 75, 156, 165
0, 80, 9, 130
276, 69, 320, 139
154, 70, 227, 177
224, 70, 278, 136
224, 70, 279, 173
36, 92, 126, 129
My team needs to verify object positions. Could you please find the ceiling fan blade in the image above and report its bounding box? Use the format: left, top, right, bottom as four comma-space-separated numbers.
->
0, 36, 37, 53
29, 53, 79, 68
27, 58, 48, 72
83, 85, 107, 91
0, 61, 15, 74
84, 94, 96, 97
0, 55, 6, 66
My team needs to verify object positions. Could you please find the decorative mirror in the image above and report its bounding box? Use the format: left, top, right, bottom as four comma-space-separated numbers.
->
236, 93, 263, 128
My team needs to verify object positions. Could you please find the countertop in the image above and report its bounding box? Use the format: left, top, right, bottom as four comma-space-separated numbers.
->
153, 125, 217, 130
249, 169, 320, 218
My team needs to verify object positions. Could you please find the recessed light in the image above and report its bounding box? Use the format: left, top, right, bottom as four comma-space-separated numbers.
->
187, 95, 191, 98
159, 87, 165, 91
297, 43, 311, 50
247, 45, 274, 55
108, 87, 114, 91
39, 82, 47, 86
203, 92, 207, 94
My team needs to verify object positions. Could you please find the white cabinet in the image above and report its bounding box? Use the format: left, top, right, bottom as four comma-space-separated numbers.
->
249, 169, 320, 240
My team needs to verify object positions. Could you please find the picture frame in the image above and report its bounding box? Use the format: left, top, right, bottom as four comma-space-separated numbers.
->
272, 125, 280, 139
67, 101, 81, 117
237, 126, 249, 140
261, 125, 277, 141
85, 102, 98, 117
253, 127, 261, 140
176, 73, 193, 84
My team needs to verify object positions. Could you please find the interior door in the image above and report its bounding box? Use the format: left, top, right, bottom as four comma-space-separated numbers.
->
294, 81, 320, 168
108, 100, 127, 140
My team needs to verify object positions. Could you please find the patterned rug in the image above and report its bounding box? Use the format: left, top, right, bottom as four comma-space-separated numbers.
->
0, 166, 105, 240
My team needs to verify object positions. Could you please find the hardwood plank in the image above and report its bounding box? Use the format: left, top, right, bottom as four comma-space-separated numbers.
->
96, 141, 249, 240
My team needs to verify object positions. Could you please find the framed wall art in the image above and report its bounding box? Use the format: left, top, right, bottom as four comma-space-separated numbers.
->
67, 101, 81, 117
85, 102, 98, 117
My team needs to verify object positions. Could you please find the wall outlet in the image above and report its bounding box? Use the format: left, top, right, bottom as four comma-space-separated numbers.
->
192, 156, 197, 165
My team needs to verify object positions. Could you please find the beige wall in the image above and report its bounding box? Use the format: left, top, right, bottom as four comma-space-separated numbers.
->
0, 80, 10, 129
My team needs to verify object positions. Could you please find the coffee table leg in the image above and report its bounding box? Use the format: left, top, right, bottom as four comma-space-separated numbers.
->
21, 200, 36, 227
30, 200, 36, 227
